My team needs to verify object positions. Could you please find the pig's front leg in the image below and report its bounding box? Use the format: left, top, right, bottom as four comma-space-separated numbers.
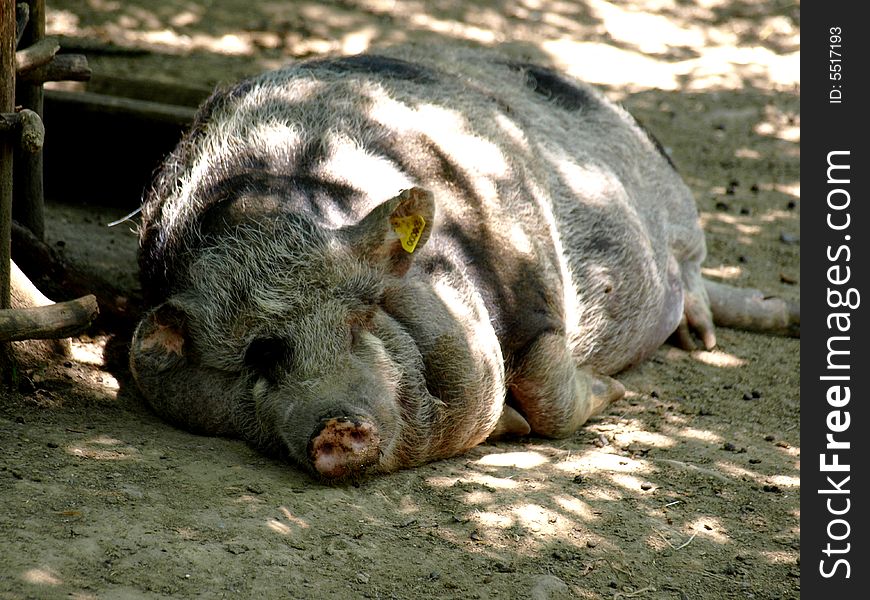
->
507, 332, 625, 438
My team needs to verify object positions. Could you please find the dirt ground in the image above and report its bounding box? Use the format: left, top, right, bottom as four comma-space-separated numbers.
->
1, 1, 800, 599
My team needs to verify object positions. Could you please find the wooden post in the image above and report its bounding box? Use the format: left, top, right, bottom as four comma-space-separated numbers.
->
2, 0, 16, 311
1, 1, 99, 377
13, 0, 45, 240
2, 0, 16, 374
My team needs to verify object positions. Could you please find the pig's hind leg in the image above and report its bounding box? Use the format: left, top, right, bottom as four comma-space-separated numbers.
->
671, 260, 717, 351
505, 332, 625, 439
704, 279, 800, 338
670, 255, 800, 348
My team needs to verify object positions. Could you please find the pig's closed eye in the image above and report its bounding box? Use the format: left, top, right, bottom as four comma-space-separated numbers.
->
244, 337, 293, 379
361, 288, 383, 307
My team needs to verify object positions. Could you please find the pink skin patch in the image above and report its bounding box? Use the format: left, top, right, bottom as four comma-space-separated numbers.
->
141, 323, 185, 355
309, 418, 381, 479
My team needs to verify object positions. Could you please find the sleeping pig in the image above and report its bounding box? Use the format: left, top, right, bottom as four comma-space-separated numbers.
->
129, 45, 799, 481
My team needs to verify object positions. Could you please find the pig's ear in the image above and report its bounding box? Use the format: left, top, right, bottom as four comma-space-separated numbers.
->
342, 187, 435, 277
129, 302, 189, 374
129, 302, 240, 437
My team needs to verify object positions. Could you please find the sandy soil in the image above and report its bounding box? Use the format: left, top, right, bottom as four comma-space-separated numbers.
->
2, 1, 799, 599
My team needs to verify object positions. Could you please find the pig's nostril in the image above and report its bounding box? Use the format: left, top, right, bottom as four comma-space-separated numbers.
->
350, 428, 369, 442
308, 417, 381, 479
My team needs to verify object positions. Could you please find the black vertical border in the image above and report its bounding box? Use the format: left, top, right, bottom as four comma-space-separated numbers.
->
802, 2, 867, 597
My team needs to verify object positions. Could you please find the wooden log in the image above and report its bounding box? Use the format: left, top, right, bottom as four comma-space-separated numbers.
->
83, 73, 212, 107
44, 89, 197, 126
0, 295, 99, 341
3, 257, 98, 341
17, 54, 91, 84
53, 36, 151, 57
11, 139, 44, 240
0, 109, 45, 153
17, 108, 43, 152
13, 0, 45, 240
14, 36, 58, 73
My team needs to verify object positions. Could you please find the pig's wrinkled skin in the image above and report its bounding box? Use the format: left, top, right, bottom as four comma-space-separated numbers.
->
130, 46, 798, 481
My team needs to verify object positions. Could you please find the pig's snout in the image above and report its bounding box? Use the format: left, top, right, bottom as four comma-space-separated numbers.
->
308, 417, 381, 480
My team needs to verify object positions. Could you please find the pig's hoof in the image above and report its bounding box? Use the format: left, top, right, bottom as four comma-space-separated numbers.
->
308, 417, 381, 480
487, 405, 532, 440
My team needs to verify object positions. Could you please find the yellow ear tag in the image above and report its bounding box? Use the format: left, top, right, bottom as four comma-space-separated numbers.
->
390, 215, 426, 253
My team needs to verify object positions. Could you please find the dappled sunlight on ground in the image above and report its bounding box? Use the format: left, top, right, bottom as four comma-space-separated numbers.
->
761, 549, 800, 565
552, 494, 598, 520
68, 337, 107, 366
47, 0, 799, 93
712, 459, 801, 491
18, 336, 123, 409
690, 349, 747, 368
5, 323, 802, 596
754, 104, 800, 142
475, 450, 550, 469
673, 426, 723, 444
267, 506, 311, 535
66, 434, 141, 460
22, 567, 63, 586
610, 428, 675, 449
407, 392, 800, 562
702, 263, 741, 279
685, 516, 730, 544
768, 182, 800, 199
658, 346, 750, 371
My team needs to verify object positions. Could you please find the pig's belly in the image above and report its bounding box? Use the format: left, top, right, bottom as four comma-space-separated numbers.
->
570, 253, 685, 375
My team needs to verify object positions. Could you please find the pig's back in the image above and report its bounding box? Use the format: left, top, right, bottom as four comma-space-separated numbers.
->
140, 46, 703, 371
